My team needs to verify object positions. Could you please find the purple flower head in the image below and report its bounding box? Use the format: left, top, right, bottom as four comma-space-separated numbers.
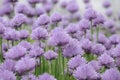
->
15, 57, 36, 74
1, 19, 11, 28
48, 27, 71, 46
3, 0, 18, 4
11, 13, 27, 28
15, 3, 28, 14
73, 64, 99, 80
31, 27, 48, 40
32, 41, 45, 49
43, 2, 53, 13
88, 60, 102, 71
18, 41, 31, 51
102, 68, 120, 80
78, 19, 90, 31
38, 73, 56, 80
66, 0, 79, 13
81, 38, 92, 53
109, 27, 117, 34
93, 13, 105, 26
25, 6, 36, 17
29, 47, 44, 58
103, 39, 112, 50
0, 22, 6, 35
1, 3, 13, 15
109, 44, 120, 58
65, 23, 78, 34
0, 70, 16, 80
91, 44, 106, 56
109, 34, 119, 45
19, 30, 29, 39
85, 4, 93, 9
83, 0, 90, 4
98, 53, 115, 68
36, 14, 50, 26
36, 7, 45, 17
116, 57, 120, 67
63, 39, 83, 58
104, 19, 115, 29
44, 50, 58, 61
27, 0, 40, 4
3, 28, 20, 41
97, 33, 107, 44
0, 59, 16, 71
5, 45, 27, 60
102, 0, 111, 8
21, 74, 37, 80
60, 1, 67, 8
51, 0, 58, 4
106, 8, 113, 17
51, 12, 62, 23
68, 55, 86, 69
84, 8, 97, 21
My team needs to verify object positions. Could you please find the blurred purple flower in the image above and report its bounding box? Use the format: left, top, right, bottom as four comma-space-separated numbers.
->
68, 55, 86, 69
84, 8, 97, 21
73, 64, 99, 80
15, 57, 36, 74
38, 73, 56, 80
0, 70, 16, 80
102, 68, 120, 80
5, 45, 27, 60
44, 50, 58, 61
31, 27, 48, 40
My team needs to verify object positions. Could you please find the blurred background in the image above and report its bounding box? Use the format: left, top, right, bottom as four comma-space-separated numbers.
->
0, 0, 119, 13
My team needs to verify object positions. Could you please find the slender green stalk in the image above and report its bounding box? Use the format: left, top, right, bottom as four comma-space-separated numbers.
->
48, 61, 52, 74
11, 41, 14, 46
96, 26, 99, 42
90, 20, 93, 41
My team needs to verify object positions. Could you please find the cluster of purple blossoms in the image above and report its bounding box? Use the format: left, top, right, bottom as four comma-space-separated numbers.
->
0, 0, 120, 80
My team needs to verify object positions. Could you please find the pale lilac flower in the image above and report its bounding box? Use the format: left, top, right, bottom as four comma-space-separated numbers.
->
0, 70, 16, 80
36, 14, 50, 26
66, 0, 79, 13
73, 64, 99, 80
44, 50, 58, 61
0, 59, 16, 71
19, 30, 29, 39
5, 45, 27, 60
15, 57, 36, 74
31, 27, 48, 40
18, 41, 31, 51
98, 53, 115, 68
38, 73, 56, 80
102, 68, 120, 80
91, 44, 106, 56
84, 8, 97, 21
68, 55, 86, 69
51, 13, 62, 23
78, 19, 90, 31
11, 13, 27, 28
29, 47, 44, 58
63, 39, 83, 58
102, 0, 111, 8
48, 27, 71, 46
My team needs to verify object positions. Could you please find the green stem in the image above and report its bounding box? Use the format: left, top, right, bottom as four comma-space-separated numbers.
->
90, 20, 93, 41
48, 61, 52, 74
96, 26, 99, 42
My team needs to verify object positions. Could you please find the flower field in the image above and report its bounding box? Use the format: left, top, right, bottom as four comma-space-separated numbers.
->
0, 0, 120, 80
